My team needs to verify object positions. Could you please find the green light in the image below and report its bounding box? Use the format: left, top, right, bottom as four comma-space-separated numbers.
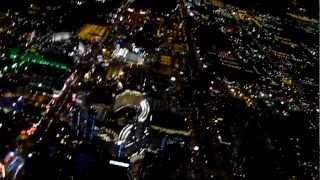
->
8, 48, 20, 60
7, 48, 70, 71
19, 60, 28, 67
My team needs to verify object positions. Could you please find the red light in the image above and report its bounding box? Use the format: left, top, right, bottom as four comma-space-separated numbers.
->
20, 130, 26, 135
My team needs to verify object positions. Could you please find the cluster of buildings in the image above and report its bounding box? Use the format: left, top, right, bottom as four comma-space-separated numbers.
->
0, 0, 318, 179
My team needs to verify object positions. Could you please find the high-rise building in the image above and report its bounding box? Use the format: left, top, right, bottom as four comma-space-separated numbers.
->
72, 107, 96, 140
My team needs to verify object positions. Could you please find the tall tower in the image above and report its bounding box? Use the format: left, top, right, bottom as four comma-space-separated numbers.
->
72, 107, 96, 141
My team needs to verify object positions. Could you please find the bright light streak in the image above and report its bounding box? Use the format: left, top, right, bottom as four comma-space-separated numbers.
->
138, 100, 149, 123
18, 96, 23, 101
139, 10, 146, 15
109, 160, 129, 168
119, 124, 133, 141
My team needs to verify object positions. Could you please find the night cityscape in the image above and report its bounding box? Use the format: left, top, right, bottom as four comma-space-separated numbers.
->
0, 0, 318, 179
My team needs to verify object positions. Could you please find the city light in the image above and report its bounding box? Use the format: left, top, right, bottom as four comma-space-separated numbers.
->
0, 0, 317, 179
109, 160, 129, 168
0, 163, 5, 178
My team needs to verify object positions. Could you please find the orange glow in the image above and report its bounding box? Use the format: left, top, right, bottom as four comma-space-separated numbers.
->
0, 163, 5, 178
